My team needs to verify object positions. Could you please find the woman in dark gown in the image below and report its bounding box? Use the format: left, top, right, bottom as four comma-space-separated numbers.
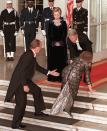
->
50, 51, 95, 115
47, 7, 67, 82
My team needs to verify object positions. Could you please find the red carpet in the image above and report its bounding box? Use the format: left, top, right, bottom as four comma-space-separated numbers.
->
36, 60, 107, 90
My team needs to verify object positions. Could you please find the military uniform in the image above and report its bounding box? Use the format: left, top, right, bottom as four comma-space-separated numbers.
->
41, 7, 54, 37
0, 5, 19, 60
20, 1, 39, 49
72, 0, 88, 33
41, 0, 54, 67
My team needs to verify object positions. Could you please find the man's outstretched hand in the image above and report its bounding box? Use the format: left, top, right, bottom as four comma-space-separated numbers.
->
48, 69, 60, 76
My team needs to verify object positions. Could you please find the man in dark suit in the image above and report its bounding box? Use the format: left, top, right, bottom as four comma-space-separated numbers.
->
0, 0, 19, 61
5, 39, 59, 129
72, 0, 88, 34
20, 0, 39, 50
67, 29, 92, 63
67, 29, 93, 82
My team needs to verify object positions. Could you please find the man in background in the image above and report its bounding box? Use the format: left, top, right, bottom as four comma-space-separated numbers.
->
72, 0, 88, 34
67, 29, 92, 83
41, 0, 54, 37
0, 0, 19, 61
20, 0, 39, 50
41, 0, 55, 57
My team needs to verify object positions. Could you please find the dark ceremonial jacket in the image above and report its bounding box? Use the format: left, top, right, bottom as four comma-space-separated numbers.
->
73, 7, 88, 33
0, 8, 19, 33
20, 7, 39, 34
41, 7, 54, 36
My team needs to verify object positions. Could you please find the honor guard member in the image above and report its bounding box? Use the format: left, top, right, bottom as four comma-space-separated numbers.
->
0, 0, 19, 61
41, 0, 54, 58
20, 0, 39, 50
41, 0, 54, 37
72, 0, 88, 34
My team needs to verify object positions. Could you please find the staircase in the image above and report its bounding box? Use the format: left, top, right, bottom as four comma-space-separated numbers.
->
0, 80, 107, 131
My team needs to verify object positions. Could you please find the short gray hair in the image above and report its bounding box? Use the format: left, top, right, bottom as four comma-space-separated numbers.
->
67, 28, 77, 37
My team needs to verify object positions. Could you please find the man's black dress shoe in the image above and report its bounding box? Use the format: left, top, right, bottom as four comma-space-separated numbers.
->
12, 124, 26, 129
34, 112, 49, 116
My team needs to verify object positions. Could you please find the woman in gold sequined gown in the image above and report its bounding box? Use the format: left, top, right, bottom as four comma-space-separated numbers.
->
50, 51, 95, 116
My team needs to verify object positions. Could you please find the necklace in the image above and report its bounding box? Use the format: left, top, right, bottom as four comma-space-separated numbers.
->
53, 19, 61, 26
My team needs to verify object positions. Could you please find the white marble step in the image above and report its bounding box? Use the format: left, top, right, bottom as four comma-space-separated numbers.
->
0, 90, 107, 112
0, 81, 107, 130
0, 80, 107, 100
0, 126, 25, 131
0, 100, 107, 125
0, 112, 106, 131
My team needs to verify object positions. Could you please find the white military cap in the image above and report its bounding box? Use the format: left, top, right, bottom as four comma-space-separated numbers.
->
6, 0, 13, 3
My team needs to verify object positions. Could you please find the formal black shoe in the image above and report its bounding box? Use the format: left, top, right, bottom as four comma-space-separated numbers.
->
12, 124, 26, 129
19, 124, 26, 128
34, 112, 49, 116
68, 112, 73, 118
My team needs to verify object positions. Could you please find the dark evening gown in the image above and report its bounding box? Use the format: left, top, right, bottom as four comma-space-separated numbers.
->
47, 20, 67, 82
50, 57, 92, 115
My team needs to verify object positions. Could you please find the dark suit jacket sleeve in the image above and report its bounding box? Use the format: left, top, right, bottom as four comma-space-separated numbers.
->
20, 9, 25, 29
35, 59, 48, 75
72, 8, 75, 22
34, 8, 39, 28
79, 33, 93, 53
0, 11, 4, 30
69, 45, 78, 59
20, 53, 32, 86
67, 39, 79, 60
41, 8, 46, 30
84, 9, 88, 32
15, 11, 20, 31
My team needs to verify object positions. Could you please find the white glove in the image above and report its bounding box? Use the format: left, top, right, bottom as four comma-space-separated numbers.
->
21, 29, 24, 35
14, 31, 18, 36
41, 30, 46, 36
0, 31, 4, 37
83, 31, 87, 34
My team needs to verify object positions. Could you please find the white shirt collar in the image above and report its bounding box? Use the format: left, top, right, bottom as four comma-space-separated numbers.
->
50, 7, 53, 10
7, 8, 13, 13
28, 7, 33, 12
76, 38, 83, 51
77, 7, 81, 11
76, 37, 79, 43
32, 50, 36, 58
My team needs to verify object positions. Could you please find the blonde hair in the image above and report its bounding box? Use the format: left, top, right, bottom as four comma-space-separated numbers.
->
80, 51, 93, 63
53, 7, 62, 16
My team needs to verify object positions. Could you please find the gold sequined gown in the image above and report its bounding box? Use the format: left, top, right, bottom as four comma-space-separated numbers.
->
50, 58, 92, 115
